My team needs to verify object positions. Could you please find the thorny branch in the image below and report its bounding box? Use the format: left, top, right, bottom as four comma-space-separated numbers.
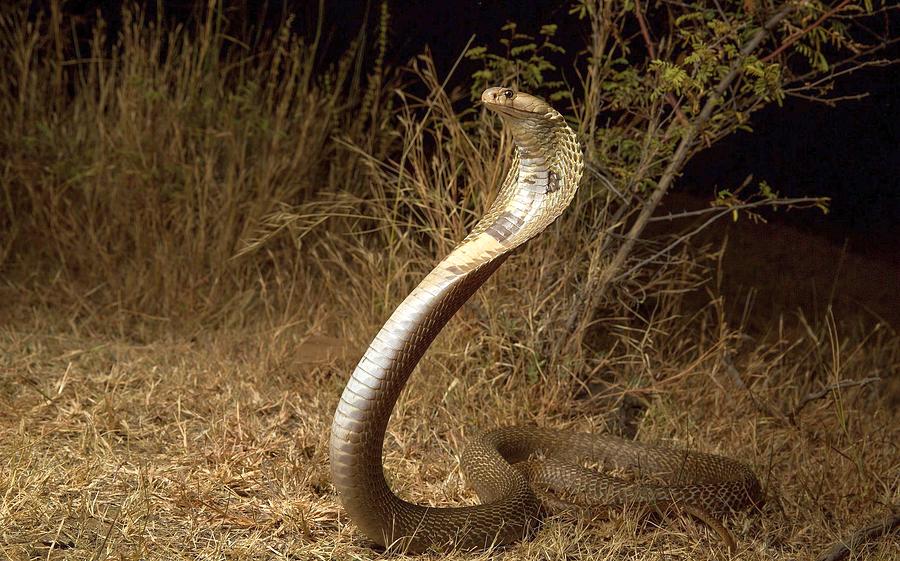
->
761, 0, 854, 63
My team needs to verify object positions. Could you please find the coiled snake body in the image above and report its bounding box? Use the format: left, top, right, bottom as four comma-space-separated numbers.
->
330, 87, 762, 552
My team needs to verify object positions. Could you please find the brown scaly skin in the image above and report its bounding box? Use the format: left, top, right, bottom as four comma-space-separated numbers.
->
329, 87, 762, 553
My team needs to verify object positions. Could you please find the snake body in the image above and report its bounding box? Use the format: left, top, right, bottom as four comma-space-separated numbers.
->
329, 87, 762, 552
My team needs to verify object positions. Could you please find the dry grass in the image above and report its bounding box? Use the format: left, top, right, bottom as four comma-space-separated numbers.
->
1, 289, 898, 560
1, 3, 898, 560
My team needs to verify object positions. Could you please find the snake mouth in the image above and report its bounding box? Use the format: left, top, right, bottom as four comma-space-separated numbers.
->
489, 104, 531, 119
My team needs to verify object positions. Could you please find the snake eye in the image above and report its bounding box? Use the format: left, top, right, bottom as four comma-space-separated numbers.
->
503, 89, 515, 99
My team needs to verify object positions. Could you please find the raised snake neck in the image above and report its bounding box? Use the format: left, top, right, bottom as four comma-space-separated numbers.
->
329, 87, 762, 552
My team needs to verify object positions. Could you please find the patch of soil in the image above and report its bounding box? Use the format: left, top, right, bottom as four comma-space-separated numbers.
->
654, 192, 900, 330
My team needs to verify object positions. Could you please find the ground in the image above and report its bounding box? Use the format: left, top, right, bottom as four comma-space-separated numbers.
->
1, 218, 897, 560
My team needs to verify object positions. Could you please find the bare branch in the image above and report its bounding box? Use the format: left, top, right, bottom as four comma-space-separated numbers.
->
786, 91, 870, 105
761, 0, 854, 63
785, 58, 896, 96
791, 375, 882, 418
787, 36, 900, 87
633, 0, 657, 59
646, 195, 827, 223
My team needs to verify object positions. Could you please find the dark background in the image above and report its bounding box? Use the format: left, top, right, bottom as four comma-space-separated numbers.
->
32, 0, 900, 260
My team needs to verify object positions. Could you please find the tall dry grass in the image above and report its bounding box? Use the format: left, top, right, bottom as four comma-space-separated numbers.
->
0, 2, 897, 560
1, 2, 387, 331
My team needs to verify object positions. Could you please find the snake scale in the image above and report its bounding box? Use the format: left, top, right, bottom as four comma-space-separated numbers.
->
329, 87, 763, 552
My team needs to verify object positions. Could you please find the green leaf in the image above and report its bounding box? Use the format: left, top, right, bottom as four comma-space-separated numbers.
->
465, 46, 487, 59
510, 43, 537, 56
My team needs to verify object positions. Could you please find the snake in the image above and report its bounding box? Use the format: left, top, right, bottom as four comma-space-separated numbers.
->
329, 87, 763, 552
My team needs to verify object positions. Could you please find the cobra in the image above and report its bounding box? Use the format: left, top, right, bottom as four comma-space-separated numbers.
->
329, 87, 762, 552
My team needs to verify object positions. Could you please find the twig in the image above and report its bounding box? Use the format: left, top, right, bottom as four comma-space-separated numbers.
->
815, 509, 900, 561
634, 0, 657, 59
634, 0, 689, 126
791, 376, 881, 418
646, 195, 827, 223
585, 161, 629, 203
612, 193, 826, 283
785, 91, 870, 106
721, 350, 790, 424
762, 0, 853, 63
786, 57, 895, 95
